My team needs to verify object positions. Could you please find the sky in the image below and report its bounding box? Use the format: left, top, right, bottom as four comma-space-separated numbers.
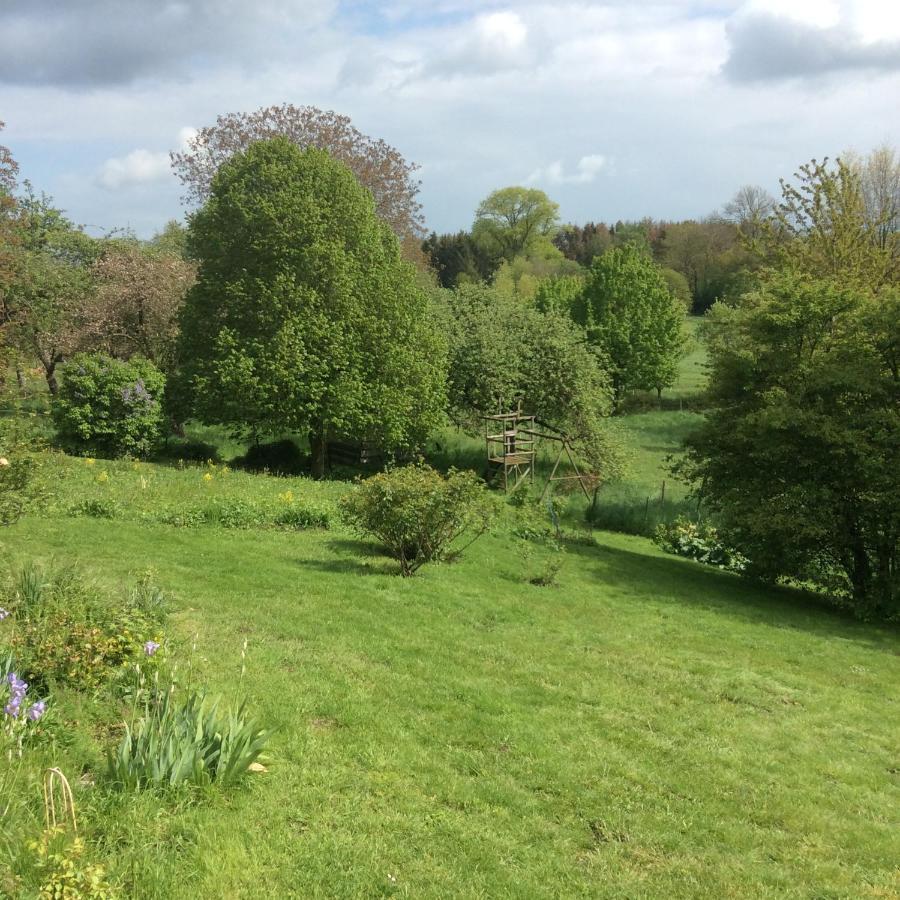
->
1, 0, 899, 238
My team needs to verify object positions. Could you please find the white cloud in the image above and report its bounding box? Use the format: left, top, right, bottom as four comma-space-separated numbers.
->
95, 128, 196, 190
528, 154, 609, 185
96, 149, 170, 190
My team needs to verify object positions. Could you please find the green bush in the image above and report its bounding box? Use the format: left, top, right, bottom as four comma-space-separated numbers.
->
235, 439, 306, 476
52, 353, 166, 458
654, 517, 748, 572
340, 463, 494, 575
0, 417, 43, 527
107, 685, 272, 790
156, 500, 329, 531
272, 503, 330, 530
3, 562, 165, 692
69, 498, 119, 519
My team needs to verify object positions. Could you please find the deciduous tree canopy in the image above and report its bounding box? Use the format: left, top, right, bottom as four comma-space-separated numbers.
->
171, 104, 424, 240
472, 187, 560, 262
174, 138, 446, 477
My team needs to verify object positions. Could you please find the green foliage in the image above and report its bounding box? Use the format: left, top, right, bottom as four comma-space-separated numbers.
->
52, 353, 166, 458
235, 438, 305, 476
174, 138, 447, 477
0, 415, 41, 526
156, 498, 329, 531
3, 562, 163, 692
444, 284, 625, 477
107, 685, 272, 791
574, 244, 687, 402
69, 497, 119, 519
553, 222, 612, 267
340, 463, 494, 575
654, 518, 748, 572
421, 230, 499, 287
685, 273, 900, 618
491, 241, 581, 300
534, 274, 585, 315
472, 187, 560, 261
764, 156, 898, 290
30, 830, 115, 900
659, 267, 692, 309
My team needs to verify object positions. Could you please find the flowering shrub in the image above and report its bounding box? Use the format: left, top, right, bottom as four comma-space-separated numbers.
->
653, 517, 748, 572
107, 684, 272, 790
52, 353, 166, 458
340, 463, 494, 576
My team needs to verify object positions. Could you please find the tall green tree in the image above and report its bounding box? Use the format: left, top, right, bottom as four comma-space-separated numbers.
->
472, 187, 559, 261
685, 274, 900, 618
764, 157, 897, 289
444, 284, 623, 476
2, 187, 98, 393
573, 244, 686, 405
174, 138, 446, 477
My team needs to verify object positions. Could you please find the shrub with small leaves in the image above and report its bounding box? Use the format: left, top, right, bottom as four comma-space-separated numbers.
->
4, 563, 165, 693
30, 829, 114, 900
654, 517, 748, 572
340, 463, 494, 575
52, 352, 166, 458
0, 416, 43, 527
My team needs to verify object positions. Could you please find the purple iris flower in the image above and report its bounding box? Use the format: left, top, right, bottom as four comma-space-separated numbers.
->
27, 701, 46, 721
143, 640, 160, 657
0, 607, 9, 621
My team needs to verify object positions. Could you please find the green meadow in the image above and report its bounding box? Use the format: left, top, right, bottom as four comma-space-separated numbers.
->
2, 329, 898, 898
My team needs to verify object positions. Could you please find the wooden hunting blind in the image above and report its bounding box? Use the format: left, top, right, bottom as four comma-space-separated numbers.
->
484, 411, 594, 500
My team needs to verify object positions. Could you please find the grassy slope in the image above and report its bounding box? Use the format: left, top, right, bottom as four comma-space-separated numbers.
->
4, 320, 898, 897
3, 505, 898, 899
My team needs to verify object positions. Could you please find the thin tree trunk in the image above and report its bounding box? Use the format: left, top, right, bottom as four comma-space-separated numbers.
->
44, 363, 59, 395
309, 423, 327, 480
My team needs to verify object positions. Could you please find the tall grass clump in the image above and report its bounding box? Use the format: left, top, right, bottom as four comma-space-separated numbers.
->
107, 685, 272, 790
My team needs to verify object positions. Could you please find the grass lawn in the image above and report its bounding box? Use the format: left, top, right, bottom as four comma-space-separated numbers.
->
3, 320, 898, 897
2, 483, 898, 897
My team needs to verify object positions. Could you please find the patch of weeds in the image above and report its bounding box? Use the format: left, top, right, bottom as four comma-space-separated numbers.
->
69, 498, 119, 519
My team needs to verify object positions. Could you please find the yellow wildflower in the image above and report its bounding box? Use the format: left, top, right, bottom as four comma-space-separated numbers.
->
85, 457, 96, 466
203, 472, 214, 483
96, 471, 109, 484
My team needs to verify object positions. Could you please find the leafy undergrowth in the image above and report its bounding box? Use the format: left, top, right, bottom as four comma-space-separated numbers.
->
1, 488, 897, 898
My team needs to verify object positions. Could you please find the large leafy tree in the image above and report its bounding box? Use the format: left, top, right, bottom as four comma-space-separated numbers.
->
764, 157, 898, 289
685, 274, 900, 618
171, 104, 424, 240
1, 187, 99, 393
91, 243, 195, 369
573, 244, 686, 405
174, 138, 446, 478
472, 187, 559, 261
444, 284, 623, 476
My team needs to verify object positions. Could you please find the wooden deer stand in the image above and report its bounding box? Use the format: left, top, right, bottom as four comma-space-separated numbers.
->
484, 412, 594, 500
484, 411, 536, 492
